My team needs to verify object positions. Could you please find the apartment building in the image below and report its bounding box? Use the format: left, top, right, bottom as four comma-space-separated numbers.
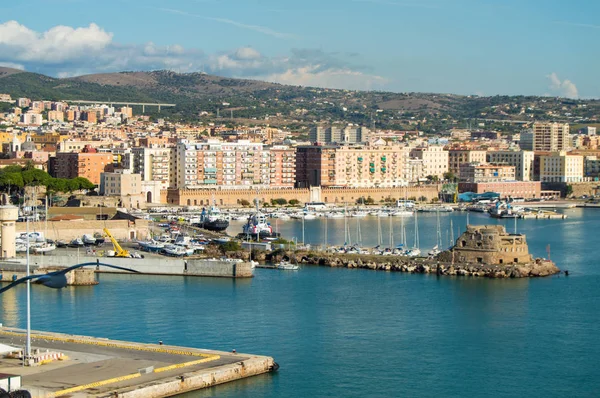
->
459, 163, 516, 183
409, 145, 448, 179
487, 150, 534, 181
175, 140, 295, 189
540, 151, 584, 183
533, 123, 569, 152
309, 126, 370, 144
295, 143, 407, 188
53, 150, 113, 185
448, 150, 487, 176
132, 147, 174, 189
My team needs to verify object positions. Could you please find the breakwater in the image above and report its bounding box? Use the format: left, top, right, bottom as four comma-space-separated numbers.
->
268, 251, 560, 278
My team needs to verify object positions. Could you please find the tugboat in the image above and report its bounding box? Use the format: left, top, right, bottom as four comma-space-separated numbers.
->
237, 211, 280, 240
194, 205, 230, 232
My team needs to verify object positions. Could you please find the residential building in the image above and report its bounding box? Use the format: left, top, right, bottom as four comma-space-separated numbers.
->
20, 112, 43, 126
459, 163, 516, 183
409, 145, 448, 179
583, 126, 597, 136
448, 150, 487, 177
459, 181, 541, 199
175, 140, 294, 189
309, 125, 370, 144
540, 151, 584, 183
533, 123, 569, 151
47, 110, 64, 122
295, 143, 407, 188
52, 148, 114, 185
99, 170, 141, 196
487, 150, 535, 181
132, 147, 174, 189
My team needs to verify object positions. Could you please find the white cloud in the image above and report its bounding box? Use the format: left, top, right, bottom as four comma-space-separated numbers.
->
0, 20, 387, 92
261, 66, 388, 91
547, 72, 579, 98
0, 20, 112, 64
0, 62, 24, 70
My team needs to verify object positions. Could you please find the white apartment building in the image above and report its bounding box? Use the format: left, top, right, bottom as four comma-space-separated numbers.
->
132, 147, 175, 189
540, 152, 584, 183
409, 145, 448, 179
487, 150, 535, 181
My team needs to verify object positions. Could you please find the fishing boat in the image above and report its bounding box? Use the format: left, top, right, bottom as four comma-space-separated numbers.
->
55, 240, 68, 248
277, 260, 299, 270
162, 245, 189, 257
238, 211, 280, 240
93, 232, 106, 245
194, 205, 230, 232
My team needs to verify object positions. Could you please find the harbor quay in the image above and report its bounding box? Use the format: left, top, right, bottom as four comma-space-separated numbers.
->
0, 327, 276, 397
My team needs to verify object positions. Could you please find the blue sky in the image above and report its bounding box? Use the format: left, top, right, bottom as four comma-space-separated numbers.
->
0, 0, 598, 97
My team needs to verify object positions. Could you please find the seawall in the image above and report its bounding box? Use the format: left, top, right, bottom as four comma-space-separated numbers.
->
278, 251, 560, 278
4, 255, 254, 279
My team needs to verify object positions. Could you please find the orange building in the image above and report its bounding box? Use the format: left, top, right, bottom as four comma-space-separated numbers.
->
52, 149, 113, 185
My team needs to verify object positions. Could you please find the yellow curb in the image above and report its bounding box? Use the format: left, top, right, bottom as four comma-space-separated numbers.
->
0, 329, 222, 397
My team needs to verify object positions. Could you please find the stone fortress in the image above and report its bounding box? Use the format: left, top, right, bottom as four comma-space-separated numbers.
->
438, 225, 533, 265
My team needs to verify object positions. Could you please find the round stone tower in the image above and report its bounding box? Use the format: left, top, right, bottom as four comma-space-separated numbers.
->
0, 205, 19, 259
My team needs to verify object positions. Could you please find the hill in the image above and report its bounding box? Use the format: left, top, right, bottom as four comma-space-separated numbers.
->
0, 68, 599, 131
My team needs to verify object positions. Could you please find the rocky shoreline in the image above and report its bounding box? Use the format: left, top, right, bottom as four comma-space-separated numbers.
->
262, 251, 560, 278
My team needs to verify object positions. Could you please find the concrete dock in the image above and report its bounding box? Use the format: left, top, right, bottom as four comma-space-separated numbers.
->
0, 327, 276, 397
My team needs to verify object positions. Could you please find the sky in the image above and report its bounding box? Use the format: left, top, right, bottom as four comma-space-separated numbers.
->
0, 0, 598, 98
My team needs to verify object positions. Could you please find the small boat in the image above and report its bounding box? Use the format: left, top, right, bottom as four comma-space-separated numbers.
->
34, 243, 56, 254
69, 238, 85, 247
162, 245, 189, 257
55, 240, 68, 248
325, 212, 344, 219
277, 260, 299, 270
213, 237, 231, 244
93, 232, 105, 245
82, 234, 97, 245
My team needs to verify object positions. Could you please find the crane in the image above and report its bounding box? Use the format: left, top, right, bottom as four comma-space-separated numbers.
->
103, 228, 130, 257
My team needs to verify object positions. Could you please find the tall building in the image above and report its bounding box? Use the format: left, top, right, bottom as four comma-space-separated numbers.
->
533, 123, 569, 152
540, 152, 583, 183
53, 149, 114, 185
132, 147, 174, 189
487, 150, 535, 181
448, 150, 487, 177
295, 143, 407, 188
175, 140, 295, 189
309, 126, 370, 144
409, 145, 448, 179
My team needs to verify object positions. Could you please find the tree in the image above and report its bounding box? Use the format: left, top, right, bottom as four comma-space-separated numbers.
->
289, 199, 300, 206
443, 171, 457, 182
22, 168, 51, 186
239, 199, 250, 206
565, 184, 573, 198
426, 175, 439, 183
271, 198, 287, 206
220, 241, 242, 253
73, 177, 95, 191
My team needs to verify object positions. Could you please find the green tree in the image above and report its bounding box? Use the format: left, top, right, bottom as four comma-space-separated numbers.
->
426, 175, 439, 183
443, 171, 457, 182
565, 184, 573, 197
239, 199, 251, 206
289, 199, 300, 206
220, 241, 242, 253
73, 177, 95, 190
271, 198, 287, 206
22, 168, 52, 186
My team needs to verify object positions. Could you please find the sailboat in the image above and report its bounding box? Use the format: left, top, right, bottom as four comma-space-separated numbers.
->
428, 210, 443, 257
405, 211, 421, 257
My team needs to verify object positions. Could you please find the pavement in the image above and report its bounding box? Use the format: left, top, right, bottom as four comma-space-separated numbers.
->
0, 328, 248, 397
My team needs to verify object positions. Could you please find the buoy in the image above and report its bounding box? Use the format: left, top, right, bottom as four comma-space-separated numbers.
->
564, 270, 569, 276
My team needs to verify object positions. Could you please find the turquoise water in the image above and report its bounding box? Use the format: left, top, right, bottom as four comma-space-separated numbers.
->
1, 209, 599, 397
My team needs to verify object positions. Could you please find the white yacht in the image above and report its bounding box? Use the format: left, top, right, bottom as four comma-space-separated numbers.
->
277, 260, 299, 270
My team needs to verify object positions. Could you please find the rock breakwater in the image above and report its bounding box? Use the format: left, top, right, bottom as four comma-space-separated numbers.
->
267, 251, 560, 278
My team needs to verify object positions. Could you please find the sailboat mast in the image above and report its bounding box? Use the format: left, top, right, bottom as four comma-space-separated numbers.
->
388, 212, 393, 248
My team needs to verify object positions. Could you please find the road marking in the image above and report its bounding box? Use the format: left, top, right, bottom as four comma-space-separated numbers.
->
0, 329, 222, 397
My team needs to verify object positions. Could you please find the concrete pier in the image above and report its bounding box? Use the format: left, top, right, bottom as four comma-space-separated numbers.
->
0, 327, 275, 397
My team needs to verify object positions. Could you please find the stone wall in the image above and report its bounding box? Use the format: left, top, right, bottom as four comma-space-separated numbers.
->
542, 182, 600, 198
16, 219, 149, 241
0, 262, 96, 285
166, 185, 440, 207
